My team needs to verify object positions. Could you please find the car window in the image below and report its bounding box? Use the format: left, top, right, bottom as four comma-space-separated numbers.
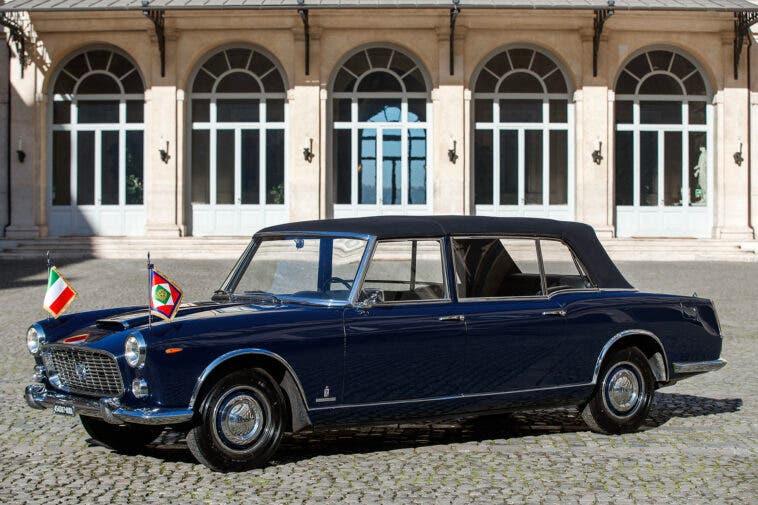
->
361, 240, 447, 302
453, 238, 542, 298
539, 239, 594, 293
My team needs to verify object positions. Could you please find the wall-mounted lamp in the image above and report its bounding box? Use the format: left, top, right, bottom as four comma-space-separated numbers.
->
303, 137, 315, 163
16, 138, 26, 163
448, 139, 459, 164
733, 142, 744, 166
592, 141, 603, 165
159, 141, 170, 164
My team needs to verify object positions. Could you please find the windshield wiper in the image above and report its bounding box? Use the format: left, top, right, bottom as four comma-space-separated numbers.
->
241, 290, 284, 305
212, 289, 231, 302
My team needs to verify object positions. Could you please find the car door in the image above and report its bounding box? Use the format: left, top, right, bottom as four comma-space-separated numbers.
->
343, 239, 466, 404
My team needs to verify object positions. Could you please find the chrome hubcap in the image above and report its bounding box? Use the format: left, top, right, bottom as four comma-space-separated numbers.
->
218, 394, 264, 446
606, 367, 640, 413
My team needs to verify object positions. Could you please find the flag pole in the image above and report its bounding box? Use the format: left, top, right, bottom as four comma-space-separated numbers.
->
147, 251, 152, 332
46, 250, 52, 322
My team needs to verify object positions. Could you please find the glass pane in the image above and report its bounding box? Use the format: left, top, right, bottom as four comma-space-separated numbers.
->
359, 99, 401, 122
52, 131, 71, 206
226, 48, 251, 69
663, 132, 683, 206
216, 72, 260, 93
543, 71, 567, 93
358, 129, 377, 204
260, 71, 284, 93
333, 129, 352, 204
64, 54, 89, 79
615, 101, 633, 124
126, 101, 143, 123
217, 99, 259, 122
640, 131, 658, 206
689, 132, 707, 206
408, 99, 426, 122
204, 52, 230, 77
474, 130, 493, 205
499, 130, 518, 205
524, 130, 543, 205
549, 100, 567, 123
53, 102, 71, 124
76, 131, 95, 205
266, 99, 285, 122
121, 72, 144, 94
53, 73, 76, 95
266, 130, 285, 204
101, 131, 119, 205
671, 54, 696, 80
485, 52, 511, 77
333, 69, 357, 93
683, 73, 706, 95
688, 101, 706, 125
249, 53, 274, 77
499, 73, 543, 93
78, 101, 119, 124
549, 130, 568, 205
108, 53, 133, 79
77, 74, 121, 94
388, 51, 416, 77
216, 130, 235, 204
382, 129, 402, 205
475, 99, 493, 122
500, 99, 542, 123
191, 130, 210, 204
363, 240, 445, 302
86, 50, 110, 70
192, 99, 210, 123
125, 131, 144, 205
344, 51, 370, 77
408, 129, 427, 205
648, 50, 673, 72
531, 52, 556, 77
615, 131, 634, 206
452, 238, 541, 298
367, 47, 392, 69
539, 239, 591, 292
625, 54, 651, 79
358, 71, 402, 92
241, 130, 260, 204
193, 70, 215, 93
639, 74, 683, 95
403, 69, 426, 92
333, 98, 351, 122
640, 101, 682, 124
508, 49, 533, 69
615, 71, 638, 94
475, 71, 498, 92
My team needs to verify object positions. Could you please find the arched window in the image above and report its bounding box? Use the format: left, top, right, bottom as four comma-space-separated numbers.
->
50, 48, 145, 235
331, 46, 429, 213
615, 49, 710, 215
189, 47, 286, 236
473, 47, 572, 218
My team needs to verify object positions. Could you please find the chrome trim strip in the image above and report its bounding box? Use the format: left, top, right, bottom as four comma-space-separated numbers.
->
24, 384, 193, 426
255, 230, 374, 241
592, 329, 669, 384
309, 382, 593, 411
672, 359, 727, 374
189, 348, 310, 410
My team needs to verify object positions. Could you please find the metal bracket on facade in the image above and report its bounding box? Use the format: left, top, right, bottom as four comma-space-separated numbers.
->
298, 8, 310, 76
592, 1, 615, 78
0, 13, 27, 77
450, 2, 460, 76
141, 2, 166, 78
733, 11, 758, 80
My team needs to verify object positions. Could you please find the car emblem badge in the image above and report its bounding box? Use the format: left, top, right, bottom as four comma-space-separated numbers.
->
315, 385, 336, 403
74, 363, 88, 382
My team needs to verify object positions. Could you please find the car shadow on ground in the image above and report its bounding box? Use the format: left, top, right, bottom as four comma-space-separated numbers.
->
105, 392, 742, 467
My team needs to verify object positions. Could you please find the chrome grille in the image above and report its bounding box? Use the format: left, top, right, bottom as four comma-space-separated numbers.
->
42, 345, 124, 397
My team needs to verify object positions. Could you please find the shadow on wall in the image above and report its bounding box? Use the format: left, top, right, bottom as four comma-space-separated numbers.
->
94, 392, 742, 466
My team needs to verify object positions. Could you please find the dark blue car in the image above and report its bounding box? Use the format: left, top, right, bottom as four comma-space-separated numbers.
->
24, 216, 726, 471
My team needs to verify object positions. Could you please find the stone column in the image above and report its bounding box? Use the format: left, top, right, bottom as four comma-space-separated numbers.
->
433, 25, 466, 215
750, 37, 758, 239
144, 28, 182, 237
575, 29, 614, 237
0, 39, 9, 237
714, 31, 753, 239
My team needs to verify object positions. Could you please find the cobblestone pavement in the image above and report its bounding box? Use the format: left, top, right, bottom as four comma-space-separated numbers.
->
0, 258, 755, 504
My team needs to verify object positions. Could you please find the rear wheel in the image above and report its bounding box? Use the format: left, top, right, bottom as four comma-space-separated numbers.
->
80, 416, 163, 453
581, 346, 654, 434
187, 368, 285, 472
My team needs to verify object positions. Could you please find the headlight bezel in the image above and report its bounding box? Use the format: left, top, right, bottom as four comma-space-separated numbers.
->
124, 332, 147, 369
26, 325, 46, 355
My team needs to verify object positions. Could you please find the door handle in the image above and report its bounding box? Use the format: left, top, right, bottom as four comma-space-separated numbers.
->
439, 315, 465, 322
542, 310, 566, 317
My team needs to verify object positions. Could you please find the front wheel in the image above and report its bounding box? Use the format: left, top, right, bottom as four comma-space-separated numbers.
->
80, 416, 163, 453
581, 346, 654, 434
187, 368, 285, 472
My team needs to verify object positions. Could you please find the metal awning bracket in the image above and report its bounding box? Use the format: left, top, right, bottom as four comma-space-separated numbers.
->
592, 0, 615, 78
734, 11, 758, 80
142, 1, 166, 78
450, 1, 460, 76
298, 3, 310, 76
0, 13, 27, 77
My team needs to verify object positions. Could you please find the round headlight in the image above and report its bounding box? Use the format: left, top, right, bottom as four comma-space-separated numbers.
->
27, 325, 45, 355
124, 332, 146, 368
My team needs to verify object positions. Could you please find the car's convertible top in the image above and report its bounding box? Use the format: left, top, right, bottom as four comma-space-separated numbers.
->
259, 216, 633, 290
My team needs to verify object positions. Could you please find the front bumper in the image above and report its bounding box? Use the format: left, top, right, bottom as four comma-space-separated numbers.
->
672, 359, 727, 375
24, 384, 193, 426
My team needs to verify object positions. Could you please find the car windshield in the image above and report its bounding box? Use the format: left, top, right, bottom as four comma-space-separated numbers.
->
230, 236, 368, 304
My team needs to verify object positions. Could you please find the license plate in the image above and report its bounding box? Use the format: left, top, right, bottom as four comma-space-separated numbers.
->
52, 404, 75, 417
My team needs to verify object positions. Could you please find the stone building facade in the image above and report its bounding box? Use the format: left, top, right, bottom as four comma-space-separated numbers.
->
1, 1, 757, 239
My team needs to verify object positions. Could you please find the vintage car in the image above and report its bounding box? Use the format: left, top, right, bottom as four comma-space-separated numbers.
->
24, 216, 726, 471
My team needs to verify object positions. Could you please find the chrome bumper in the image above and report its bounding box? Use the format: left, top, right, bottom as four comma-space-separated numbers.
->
672, 359, 727, 375
24, 384, 193, 426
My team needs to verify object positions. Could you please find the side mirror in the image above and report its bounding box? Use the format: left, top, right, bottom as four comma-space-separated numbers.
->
356, 288, 384, 309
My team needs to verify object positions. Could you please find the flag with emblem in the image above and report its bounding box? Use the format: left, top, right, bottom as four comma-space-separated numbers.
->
149, 265, 183, 321
43, 265, 77, 318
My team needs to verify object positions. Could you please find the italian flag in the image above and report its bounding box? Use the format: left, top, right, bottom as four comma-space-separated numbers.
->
43, 267, 77, 318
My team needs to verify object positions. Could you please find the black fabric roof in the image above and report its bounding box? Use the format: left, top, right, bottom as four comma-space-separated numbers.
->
260, 216, 633, 289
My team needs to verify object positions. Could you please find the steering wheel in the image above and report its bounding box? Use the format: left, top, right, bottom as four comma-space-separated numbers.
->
321, 276, 353, 291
